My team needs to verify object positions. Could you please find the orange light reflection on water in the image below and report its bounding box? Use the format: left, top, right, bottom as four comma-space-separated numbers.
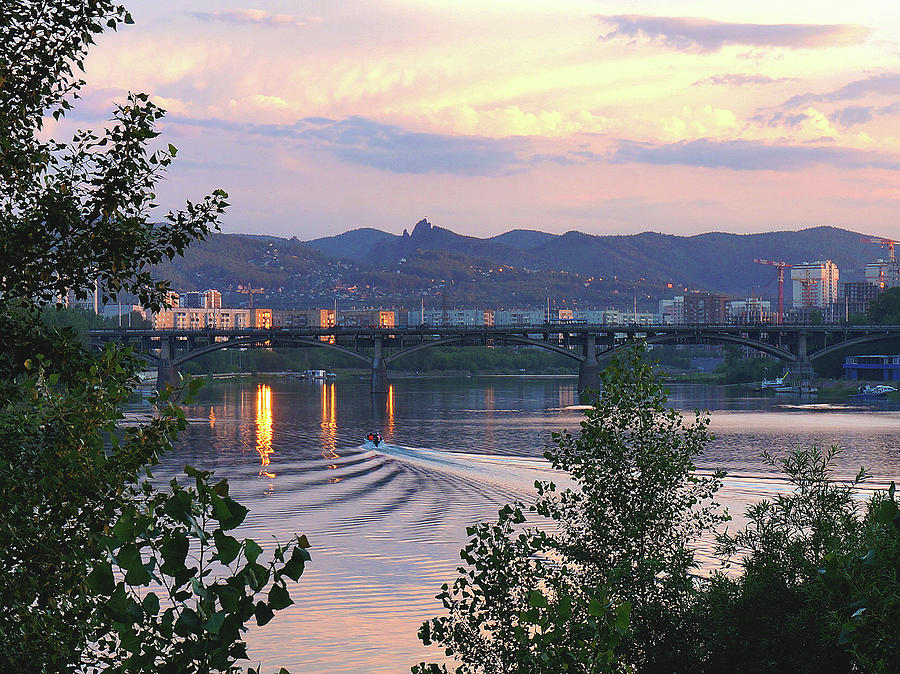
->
321, 382, 339, 463
256, 383, 276, 478
386, 384, 395, 440
484, 386, 494, 447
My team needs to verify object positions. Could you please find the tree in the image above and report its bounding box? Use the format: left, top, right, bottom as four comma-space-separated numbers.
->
696, 447, 899, 673
414, 346, 724, 672
534, 346, 724, 671
867, 287, 900, 324
0, 2, 306, 671
413, 504, 629, 674
714, 345, 779, 384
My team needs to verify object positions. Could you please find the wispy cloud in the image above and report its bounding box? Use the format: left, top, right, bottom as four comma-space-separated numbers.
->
692, 73, 796, 87
779, 72, 900, 109
829, 105, 874, 127
597, 15, 867, 52
754, 72, 900, 128
173, 116, 532, 176
827, 101, 900, 128
613, 138, 900, 171
192, 8, 321, 28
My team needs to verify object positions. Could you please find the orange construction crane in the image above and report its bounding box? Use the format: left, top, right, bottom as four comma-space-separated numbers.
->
753, 259, 791, 324
798, 276, 819, 308
860, 237, 900, 262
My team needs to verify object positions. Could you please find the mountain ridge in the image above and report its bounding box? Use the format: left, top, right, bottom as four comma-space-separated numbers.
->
154, 220, 889, 310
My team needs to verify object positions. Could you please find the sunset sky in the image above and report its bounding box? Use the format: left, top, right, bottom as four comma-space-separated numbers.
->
61, 0, 900, 239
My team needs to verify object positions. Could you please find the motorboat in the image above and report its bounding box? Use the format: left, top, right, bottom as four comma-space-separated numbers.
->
854, 384, 898, 397
364, 432, 383, 447
759, 371, 789, 389
775, 384, 818, 394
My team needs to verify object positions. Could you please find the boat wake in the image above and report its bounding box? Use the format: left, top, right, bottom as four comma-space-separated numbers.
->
363, 442, 564, 493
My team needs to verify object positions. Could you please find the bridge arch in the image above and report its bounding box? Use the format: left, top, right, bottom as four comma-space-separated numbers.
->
171, 336, 373, 367
89, 339, 160, 364
597, 332, 797, 362
810, 332, 900, 362
384, 333, 585, 365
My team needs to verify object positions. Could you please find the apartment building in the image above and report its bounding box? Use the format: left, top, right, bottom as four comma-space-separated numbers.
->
791, 260, 839, 308
153, 307, 272, 330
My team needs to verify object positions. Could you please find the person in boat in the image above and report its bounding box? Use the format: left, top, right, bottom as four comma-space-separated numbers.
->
366, 433, 382, 447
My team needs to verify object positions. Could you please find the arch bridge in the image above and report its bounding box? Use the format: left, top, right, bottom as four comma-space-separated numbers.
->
88, 324, 900, 394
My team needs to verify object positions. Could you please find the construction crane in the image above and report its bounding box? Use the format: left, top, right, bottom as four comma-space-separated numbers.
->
798, 276, 819, 308
753, 259, 791, 324
860, 237, 900, 262
237, 283, 264, 309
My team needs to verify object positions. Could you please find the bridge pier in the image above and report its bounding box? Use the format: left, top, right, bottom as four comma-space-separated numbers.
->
789, 332, 815, 385
371, 336, 389, 394
156, 337, 181, 391
578, 335, 600, 397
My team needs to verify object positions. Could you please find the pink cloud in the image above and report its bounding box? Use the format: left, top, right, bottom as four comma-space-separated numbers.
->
597, 15, 868, 52
193, 8, 321, 29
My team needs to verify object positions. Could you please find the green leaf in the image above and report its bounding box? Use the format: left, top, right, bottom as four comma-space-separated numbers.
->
615, 601, 631, 631
142, 592, 160, 616
268, 583, 293, 610
219, 496, 249, 530
214, 529, 241, 564
588, 597, 606, 618
557, 595, 572, 622
282, 546, 311, 581
217, 585, 241, 613
160, 534, 189, 575
255, 601, 275, 626
86, 561, 115, 595
204, 611, 226, 635
528, 590, 548, 608
210, 492, 233, 522
244, 562, 270, 591
163, 490, 193, 522
211, 479, 230, 497
174, 608, 201, 637
112, 511, 136, 541
874, 499, 899, 524
184, 464, 209, 480
244, 538, 263, 564
117, 543, 151, 585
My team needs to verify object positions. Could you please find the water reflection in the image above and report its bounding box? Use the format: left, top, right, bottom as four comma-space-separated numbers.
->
159, 377, 900, 673
256, 383, 275, 479
386, 384, 395, 440
484, 386, 495, 447
320, 382, 339, 472
209, 406, 216, 429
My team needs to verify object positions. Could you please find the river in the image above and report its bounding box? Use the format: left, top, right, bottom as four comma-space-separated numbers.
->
143, 376, 900, 673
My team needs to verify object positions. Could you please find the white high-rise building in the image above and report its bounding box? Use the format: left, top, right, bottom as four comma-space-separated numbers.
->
204, 289, 222, 309
791, 260, 839, 308
865, 260, 900, 289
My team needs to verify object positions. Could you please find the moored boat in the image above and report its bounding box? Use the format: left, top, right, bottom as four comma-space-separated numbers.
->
853, 384, 898, 397
775, 383, 818, 394
758, 371, 789, 390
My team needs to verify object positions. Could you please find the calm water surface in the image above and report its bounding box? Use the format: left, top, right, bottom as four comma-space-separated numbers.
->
144, 376, 900, 673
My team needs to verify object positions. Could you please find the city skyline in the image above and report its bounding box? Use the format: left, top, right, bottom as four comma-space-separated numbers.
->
54, 0, 900, 239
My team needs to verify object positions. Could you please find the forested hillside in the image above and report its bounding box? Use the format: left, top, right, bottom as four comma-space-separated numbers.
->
153, 220, 887, 310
